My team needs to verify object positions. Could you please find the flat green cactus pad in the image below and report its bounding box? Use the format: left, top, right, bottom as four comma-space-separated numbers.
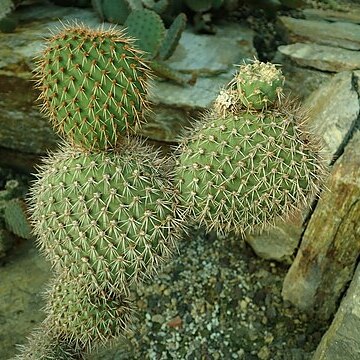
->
35, 24, 151, 150
44, 275, 134, 352
125, 9, 165, 58
159, 12, 186, 61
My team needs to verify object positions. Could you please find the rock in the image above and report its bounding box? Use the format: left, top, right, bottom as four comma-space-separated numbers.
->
282, 131, 360, 320
272, 52, 331, 101
312, 263, 360, 360
245, 214, 303, 263
0, 240, 50, 359
303, 6, 360, 24
277, 16, 360, 50
278, 43, 360, 72
0, 75, 59, 156
304, 71, 360, 163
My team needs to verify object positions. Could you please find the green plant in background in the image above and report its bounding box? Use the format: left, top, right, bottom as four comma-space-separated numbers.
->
175, 60, 327, 236
17, 23, 186, 359
91, 0, 191, 84
0, 179, 33, 258
124, 9, 190, 84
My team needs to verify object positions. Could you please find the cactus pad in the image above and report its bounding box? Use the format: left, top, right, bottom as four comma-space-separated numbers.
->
176, 100, 325, 235
29, 139, 184, 293
231, 60, 285, 110
125, 9, 165, 57
159, 13, 187, 61
35, 24, 151, 150
44, 275, 133, 352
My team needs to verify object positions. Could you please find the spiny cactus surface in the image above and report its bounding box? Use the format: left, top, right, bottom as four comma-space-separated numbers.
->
14, 329, 81, 360
35, 24, 151, 151
176, 98, 326, 235
29, 139, 184, 293
43, 274, 133, 353
229, 60, 285, 110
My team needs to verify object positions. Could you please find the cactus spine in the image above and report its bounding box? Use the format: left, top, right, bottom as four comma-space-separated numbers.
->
176, 60, 326, 235
22, 23, 185, 358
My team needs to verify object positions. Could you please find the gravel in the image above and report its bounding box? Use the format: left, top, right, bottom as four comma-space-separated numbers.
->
91, 228, 329, 360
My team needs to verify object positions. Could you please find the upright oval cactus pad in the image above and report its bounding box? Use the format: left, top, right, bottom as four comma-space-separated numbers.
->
29, 138, 185, 294
176, 99, 326, 235
35, 24, 151, 150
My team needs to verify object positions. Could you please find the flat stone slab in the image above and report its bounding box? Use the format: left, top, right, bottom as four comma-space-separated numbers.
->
282, 131, 360, 320
278, 43, 360, 72
277, 16, 360, 50
304, 71, 359, 163
272, 51, 331, 101
303, 6, 360, 24
313, 263, 360, 360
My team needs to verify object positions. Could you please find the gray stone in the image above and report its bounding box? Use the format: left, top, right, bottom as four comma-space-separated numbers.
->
278, 43, 360, 72
277, 16, 360, 50
0, 241, 50, 359
282, 131, 360, 320
245, 214, 303, 263
303, 6, 360, 24
272, 52, 331, 101
312, 263, 360, 360
304, 71, 359, 163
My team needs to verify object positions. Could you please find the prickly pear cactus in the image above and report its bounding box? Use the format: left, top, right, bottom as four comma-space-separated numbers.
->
43, 274, 134, 353
29, 139, 184, 294
20, 22, 189, 359
125, 8, 166, 57
91, 0, 143, 24
35, 24, 151, 151
176, 61, 326, 235
14, 328, 81, 360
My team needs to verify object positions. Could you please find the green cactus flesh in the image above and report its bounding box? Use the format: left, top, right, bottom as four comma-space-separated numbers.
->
35, 25, 151, 150
29, 139, 184, 293
231, 60, 285, 110
124, 9, 165, 58
43, 275, 133, 353
176, 101, 325, 235
142, 0, 169, 14
158, 12, 186, 61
